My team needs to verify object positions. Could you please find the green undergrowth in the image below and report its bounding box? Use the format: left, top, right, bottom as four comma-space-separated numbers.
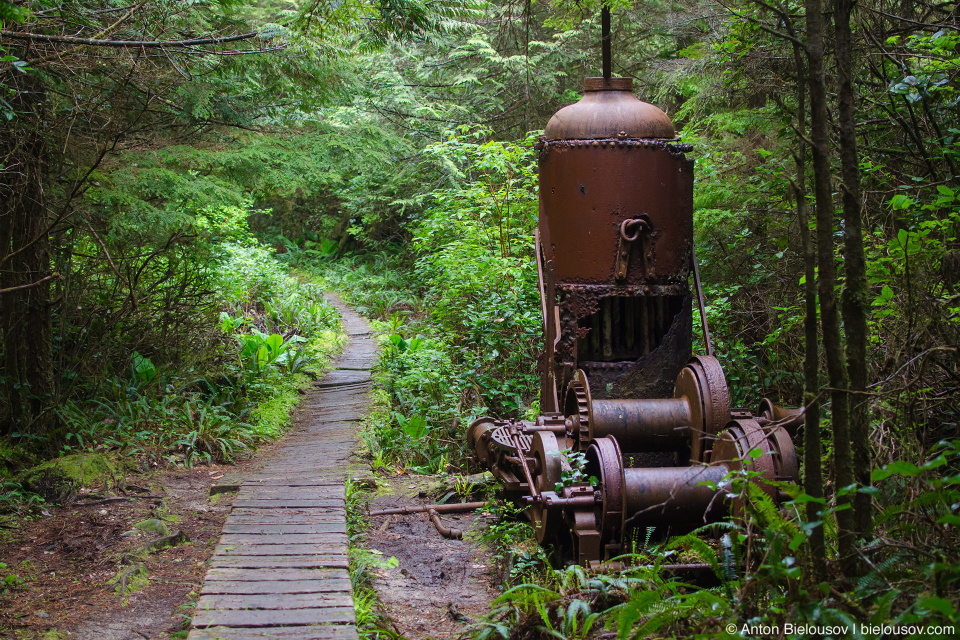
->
1, 240, 344, 514
344, 478, 401, 640
282, 131, 543, 476
468, 455, 960, 640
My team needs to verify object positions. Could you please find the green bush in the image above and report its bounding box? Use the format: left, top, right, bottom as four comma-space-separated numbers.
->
53, 241, 342, 469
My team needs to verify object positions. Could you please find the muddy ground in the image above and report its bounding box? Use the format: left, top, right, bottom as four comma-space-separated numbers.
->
360, 474, 499, 640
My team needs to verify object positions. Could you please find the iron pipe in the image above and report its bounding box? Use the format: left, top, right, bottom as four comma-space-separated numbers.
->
428, 509, 463, 539
368, 501, 487, 517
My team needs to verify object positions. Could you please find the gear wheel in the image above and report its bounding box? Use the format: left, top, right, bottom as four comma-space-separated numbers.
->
563, 369, 592, 450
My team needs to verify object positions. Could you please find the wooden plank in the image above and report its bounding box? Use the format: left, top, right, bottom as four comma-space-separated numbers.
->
189, 624, 358, 640
201, 579, 353, 595
315, 377, 373, 386
268, 447, 356, 457
219, 533, 349, 545
249, 471, 348, 479
215, 543, 346, 556
240, 479, 345, 487
312, 386, 372, 395
309, 393, 370, 400
222, 524, 346, 535
208, 556, 349, 569
205, 568, 349, 582
236, 483, 344, 493
255, 462, 349, 470
236, 488, 344, 500
192, 607, 355, 628
276, 438, 358, 447
308, 396, 370, 404
232, 499, 344, 509
226, 517, 345, 528
228, 510, 345, 522
196, 593, 354, 610
301, 406, 366, 414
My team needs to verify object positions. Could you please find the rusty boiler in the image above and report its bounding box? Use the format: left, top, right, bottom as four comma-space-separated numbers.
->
467, 16, 801, 568
537, 75, 694, 409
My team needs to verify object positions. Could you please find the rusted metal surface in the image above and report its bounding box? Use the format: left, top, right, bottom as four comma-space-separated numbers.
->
538, 143, 693, 286
543, 78, 675, 140
757, 398, 805, 439
367, 502, 487, 518
588, 398, 691, 451
465, 69, 800, 566
621, 465, 730, 531
427, 509, 463, 540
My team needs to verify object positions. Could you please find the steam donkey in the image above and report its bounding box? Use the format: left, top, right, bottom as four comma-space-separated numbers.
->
467, 13, 801, 567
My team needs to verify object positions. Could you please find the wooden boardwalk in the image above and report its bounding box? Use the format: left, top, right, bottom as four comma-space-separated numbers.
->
189, 296, 376, 640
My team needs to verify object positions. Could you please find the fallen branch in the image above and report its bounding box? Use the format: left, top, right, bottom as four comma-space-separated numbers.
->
75, 495, 163, 506
143, 529, 189, 553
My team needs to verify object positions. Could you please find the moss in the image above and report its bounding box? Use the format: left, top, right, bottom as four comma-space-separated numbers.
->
20, 453, 119, 503
109, 563, 149, 596
134, 518, 171, 537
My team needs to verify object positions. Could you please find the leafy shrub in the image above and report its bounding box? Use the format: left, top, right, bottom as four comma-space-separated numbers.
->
52, 241, 341, 468
302, 131, 542, 472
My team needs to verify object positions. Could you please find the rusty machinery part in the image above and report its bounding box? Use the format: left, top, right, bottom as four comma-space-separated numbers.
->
529, 431, 565, 543
564, 368, 696, 454
427, 509, 463, 540
492, 424, 533, 454
564, 369, 592, 448
690, 240, 714, 357
532, 413, 570, 445
567, 483, 603, 566
466, 417, 498, 466
587, 397, 692, 453
673, 356, 731, 464
542, 77, 676, 141
621, 465, 730, 534
620, 216, 650, 243
711, 418, 799, 517
757, 398, 805, 439
467, 417, 535, 494
585, 437, 624, 557
586, 436, 727, 554
615, 215, 652, 281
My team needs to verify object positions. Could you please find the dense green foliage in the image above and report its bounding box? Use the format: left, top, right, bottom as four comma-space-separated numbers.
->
4, 0, 960, 636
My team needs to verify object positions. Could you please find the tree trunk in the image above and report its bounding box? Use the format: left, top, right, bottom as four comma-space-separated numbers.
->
834, 0, 872, 542
806, 0, 856, 573
0, 69, 54, 439
789, 34, 827, 573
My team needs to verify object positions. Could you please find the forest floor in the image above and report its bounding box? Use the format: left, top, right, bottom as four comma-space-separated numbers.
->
359, 473, 499, 639
0, 451, 501, 640
0, 463, 240, 639
0, 354, 499, 639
